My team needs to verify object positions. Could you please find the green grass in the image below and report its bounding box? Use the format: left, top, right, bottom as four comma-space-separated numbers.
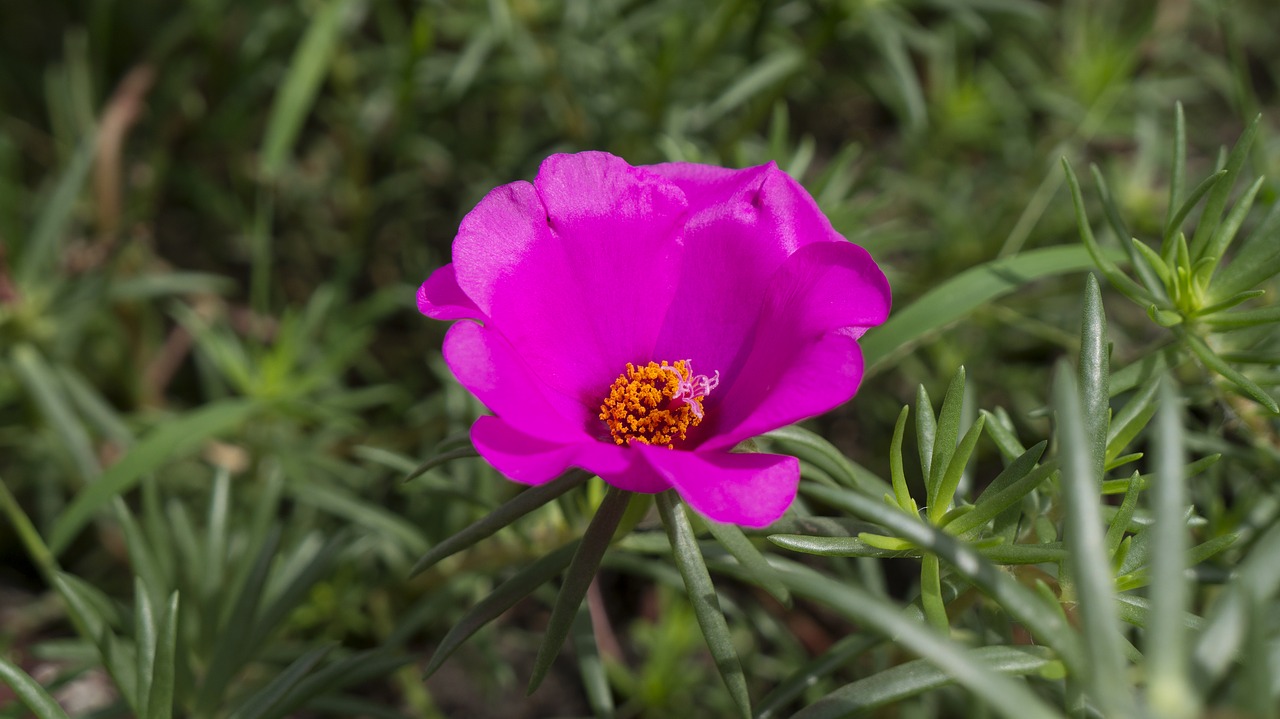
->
3, 1, 1280, 717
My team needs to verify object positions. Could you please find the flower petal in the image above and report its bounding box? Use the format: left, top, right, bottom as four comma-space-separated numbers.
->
443, 321, 593, 442
450, 152, 688, 406
648, 162, 846, 379
418, 263, 485, 321
649, 161, 838, 253
592, 450, 670, 493
471, 416, 669, 493
702, 240, 890, 450
705, 331, 864, 451
471, 416, 586, 485
756, 239, 891, 335
638, 445, 800, 527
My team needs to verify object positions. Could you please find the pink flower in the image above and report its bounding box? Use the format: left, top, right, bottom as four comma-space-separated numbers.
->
418, 152, 890, 527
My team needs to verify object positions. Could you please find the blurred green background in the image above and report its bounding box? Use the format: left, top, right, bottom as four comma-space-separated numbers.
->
2, 0, 1279, 717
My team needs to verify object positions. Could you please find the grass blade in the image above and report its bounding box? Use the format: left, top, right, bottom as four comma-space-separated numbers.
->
1061, 159, 1153, 305
249, 533, 345, 651
919, 554, 948, 632
134, 579, 157, 719
204, 468, 231, 601
983, 408, 1027, 461
11, 343, 99, 482
1175, 328, 1278, 413
49, 399, 257, 555
916, 385, 936, 483
656, 491, 751, 719
948, 443, 1050, 536
1053, 365, 1134, 715
1207, 200, 1280, 300
115, 498, 168, 607
697, 48, 803, 129
571, 603, 614, 718
409, 470, 589, 577
1078, 273, 1110, 479
259, 0, 351, 179
1192, 289, 1266, 318
1130, 238, 1172, 293
717, 557, 1064, 719
230, 645, 335, 719
55, 365, 132, 444
1092, 166, 1165, 299
754, 635, 881, 719
704, 520, 790, 606
927, 368, 967, 513
17, 127, 97, 284
929, 414, 985, 524
1193, 519, 1280, 688
527, 486, 632, 695
1199, 305, 1280, 329
768, 534, 913, 558
50, 571, 122, 651
270, 650, 411, 719
792, 646, 1057, 719
1103, 473, 1142, 562
1146, 379, 1195, 718
1204, 175, 1265, 264
861, 245, 1125, 373
402, 446, 480, 483
195, 526, 282, 715
291, 483, 427, 557
798, 483, 1082, 671
1106, 376, 1160, 461
425, 541, 577, 677
889, 406, 913, 511
0, 475, 60, 582
763, 425, 890, 494
1162, 170, 1227, 256
1188, 114, 1260, 262
144, 592, 178, 719
50, 572, 141, 712
0, 657, 73, 719
871, 17, 926, 131
1165, 102, 1186, 245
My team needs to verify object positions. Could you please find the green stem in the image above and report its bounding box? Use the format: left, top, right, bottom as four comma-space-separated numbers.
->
0, 475, 61, 583
921, 554, 949, 633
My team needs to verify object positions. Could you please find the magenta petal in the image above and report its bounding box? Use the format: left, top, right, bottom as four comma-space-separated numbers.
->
707, 331, 864, 451
760, 240, 891, 334
452, 152, 688, 405
562, 438, 669, 494
443, 322, 593, 442
638, 445, 800, 527
590, 450, 670, 493
418, 263, 485, 321
471, 416, 669, 493
649, 161, 839, 253
471, 416, 585, 485
421, 152, 891, 518
704, 240, 890, 450
649, 162, 846, 378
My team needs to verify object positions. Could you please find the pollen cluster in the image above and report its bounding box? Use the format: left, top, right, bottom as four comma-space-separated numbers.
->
599, 360, 712, 448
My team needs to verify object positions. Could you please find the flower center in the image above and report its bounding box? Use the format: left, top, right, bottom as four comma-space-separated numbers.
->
598, 360, 720, 448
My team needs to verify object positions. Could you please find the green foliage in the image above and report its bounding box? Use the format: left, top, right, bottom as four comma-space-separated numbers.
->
1066, 104, 1280, 413
4, 1, 1280, 717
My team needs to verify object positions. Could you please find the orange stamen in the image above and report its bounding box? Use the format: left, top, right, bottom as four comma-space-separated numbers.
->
598, 360, 718, 449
